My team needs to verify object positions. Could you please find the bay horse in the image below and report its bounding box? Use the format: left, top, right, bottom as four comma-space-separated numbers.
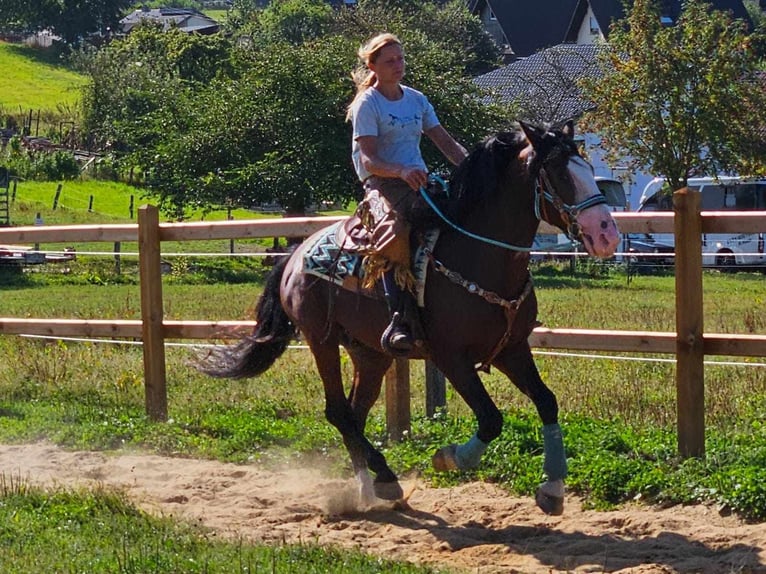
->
198, 121, 620, 515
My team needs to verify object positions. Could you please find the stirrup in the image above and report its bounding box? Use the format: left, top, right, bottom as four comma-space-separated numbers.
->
381, 312, 413, 355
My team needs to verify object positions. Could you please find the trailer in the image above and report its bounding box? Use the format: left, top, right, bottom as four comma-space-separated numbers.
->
0, 244, 75, 267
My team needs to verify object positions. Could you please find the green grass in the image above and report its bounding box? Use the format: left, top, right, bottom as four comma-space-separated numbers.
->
0, 42, 86, 112
0, 268, 764, 519
0, 482, 444, 573
0, 185, 765, 529
4, 179, 307, 259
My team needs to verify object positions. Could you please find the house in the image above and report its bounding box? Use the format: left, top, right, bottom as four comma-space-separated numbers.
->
472, 0, 757, 203
470, 0, 753, 60
564, 0, 753, 45
469, 0, 578, 60
474, 43, 602, 125
119, 7, 220, 35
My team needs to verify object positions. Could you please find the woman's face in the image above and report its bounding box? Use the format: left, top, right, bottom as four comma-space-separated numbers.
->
370, 43, 405, 84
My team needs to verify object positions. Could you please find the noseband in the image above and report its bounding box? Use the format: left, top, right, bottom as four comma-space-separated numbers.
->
535, 165, 608, 242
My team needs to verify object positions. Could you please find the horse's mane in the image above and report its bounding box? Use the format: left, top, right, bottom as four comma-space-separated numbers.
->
409, 127, 528, 231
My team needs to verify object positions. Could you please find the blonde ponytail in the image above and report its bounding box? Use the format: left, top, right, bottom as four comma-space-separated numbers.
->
345, 33, 401, 121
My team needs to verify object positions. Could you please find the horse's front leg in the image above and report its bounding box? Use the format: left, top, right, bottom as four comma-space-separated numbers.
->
493, 343, 566, 515
430, 359, 504, 473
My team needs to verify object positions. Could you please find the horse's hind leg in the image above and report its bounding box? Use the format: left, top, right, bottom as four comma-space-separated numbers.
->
493, 343, 566, 515
307, 335, 403, 502
345, 344, 396, 504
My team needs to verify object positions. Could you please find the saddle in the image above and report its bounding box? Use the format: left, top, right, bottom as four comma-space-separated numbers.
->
302, 219, 439, 309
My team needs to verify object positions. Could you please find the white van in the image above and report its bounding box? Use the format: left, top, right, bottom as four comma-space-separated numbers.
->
638, 176, 766, 269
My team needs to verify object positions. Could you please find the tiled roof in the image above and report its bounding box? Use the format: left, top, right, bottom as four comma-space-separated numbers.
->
474, 43, 605, 124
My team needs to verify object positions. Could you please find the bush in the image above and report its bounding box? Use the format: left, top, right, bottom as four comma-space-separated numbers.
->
2, 138, 80, 181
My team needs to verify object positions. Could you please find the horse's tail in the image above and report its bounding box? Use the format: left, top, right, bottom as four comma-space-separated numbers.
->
196, 254, 297, 379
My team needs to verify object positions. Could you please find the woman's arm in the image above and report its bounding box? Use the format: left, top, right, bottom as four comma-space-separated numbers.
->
357, 135, 428, 190
425, 125, 468, 166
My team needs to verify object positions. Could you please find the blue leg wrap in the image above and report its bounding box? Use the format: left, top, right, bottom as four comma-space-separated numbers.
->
455, 433, 488, 470
542, 423, 568, 480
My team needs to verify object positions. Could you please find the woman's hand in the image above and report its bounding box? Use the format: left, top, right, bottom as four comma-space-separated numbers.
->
399, 165, 428, 191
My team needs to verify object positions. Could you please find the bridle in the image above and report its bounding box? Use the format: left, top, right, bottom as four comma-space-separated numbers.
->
534, 160, 608, 243
420, 153, 608, 251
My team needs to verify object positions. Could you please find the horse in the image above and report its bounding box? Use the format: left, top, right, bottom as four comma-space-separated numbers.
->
198, 120, 620, 515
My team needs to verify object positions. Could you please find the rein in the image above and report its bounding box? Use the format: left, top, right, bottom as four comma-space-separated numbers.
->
420, 169, 608, 250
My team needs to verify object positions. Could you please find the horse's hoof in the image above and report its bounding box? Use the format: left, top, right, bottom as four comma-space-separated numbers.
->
535, 487, 564, 516
374, 480, 404, 501
431, 445, 459, 472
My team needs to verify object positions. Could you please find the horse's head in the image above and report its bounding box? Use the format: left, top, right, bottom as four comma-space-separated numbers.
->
519, 120, 620, 258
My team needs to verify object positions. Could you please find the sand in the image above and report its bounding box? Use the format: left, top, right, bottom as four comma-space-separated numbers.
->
1, 442, 764, 573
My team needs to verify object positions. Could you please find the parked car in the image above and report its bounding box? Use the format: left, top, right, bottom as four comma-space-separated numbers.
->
624, 233, 675, 267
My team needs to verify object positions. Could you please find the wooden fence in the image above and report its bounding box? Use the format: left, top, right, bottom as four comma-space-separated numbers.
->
1, 191, 765, 458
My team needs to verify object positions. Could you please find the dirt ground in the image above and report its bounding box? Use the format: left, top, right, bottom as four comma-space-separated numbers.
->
1, 442, 764, 574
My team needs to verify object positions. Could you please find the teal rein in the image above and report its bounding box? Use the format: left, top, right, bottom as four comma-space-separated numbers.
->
420, 173, 608, 251
418, 175, 536, 253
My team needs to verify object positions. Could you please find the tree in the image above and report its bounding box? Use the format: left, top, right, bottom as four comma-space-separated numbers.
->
0, 0, 133, 45
79, 0, 511, 216
580, 0, 766, 192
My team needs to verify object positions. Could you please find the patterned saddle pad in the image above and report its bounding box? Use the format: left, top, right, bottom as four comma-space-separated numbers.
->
302, 221, 438, 307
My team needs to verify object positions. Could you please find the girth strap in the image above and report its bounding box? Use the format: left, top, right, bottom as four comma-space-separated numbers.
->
425, 248, 533, 372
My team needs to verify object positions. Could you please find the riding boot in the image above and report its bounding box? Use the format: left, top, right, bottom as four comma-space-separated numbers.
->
380, 269, 414, 354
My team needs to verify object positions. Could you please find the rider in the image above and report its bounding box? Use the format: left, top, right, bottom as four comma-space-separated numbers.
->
346, 32, 468, 354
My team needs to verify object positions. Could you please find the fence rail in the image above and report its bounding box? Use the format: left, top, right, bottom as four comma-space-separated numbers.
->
1, 195, 765, 458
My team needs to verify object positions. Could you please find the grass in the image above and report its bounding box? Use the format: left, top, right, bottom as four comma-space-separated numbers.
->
0, 224, 764, 570
0, 41, 86, 112
0, 261, 765, 519
0, 481, 444, 573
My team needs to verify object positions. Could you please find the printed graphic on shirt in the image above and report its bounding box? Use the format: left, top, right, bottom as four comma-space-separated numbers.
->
387, 113, 422, 128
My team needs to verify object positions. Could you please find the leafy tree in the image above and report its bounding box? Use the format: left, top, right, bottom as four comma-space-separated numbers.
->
80, 0, 511, 216
148, 35, 358, 217
580, 0, 766, 192
0, 0, 133, 45
78, 25, 232, 174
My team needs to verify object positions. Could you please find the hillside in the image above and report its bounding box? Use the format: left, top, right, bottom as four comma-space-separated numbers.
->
0, 41, 86, 112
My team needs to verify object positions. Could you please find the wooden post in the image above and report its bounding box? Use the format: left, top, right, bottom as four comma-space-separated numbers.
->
52, 183, 62, 210
425, 360, 446, 417
114, 241, 121, 275
385, 357, 410, 441
138, 205, 168, 422
673, 188, 704, 458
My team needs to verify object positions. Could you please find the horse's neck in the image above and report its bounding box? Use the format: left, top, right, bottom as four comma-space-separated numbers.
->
435, 182, 537, 294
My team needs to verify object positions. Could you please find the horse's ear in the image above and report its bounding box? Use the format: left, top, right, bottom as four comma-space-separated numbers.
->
519, 120, 543, 147
562, 119, 575, 138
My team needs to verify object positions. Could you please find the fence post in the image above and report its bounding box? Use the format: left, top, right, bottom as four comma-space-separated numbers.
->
673, 188, 704, 458
138, 205, 168, 422
425, 360, 446, 417
385, 357, 410, 441
114, 241, 121, 275
52, 183, 62, 210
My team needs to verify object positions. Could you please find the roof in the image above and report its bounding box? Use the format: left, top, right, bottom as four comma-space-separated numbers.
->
119, 8, 220, 35
469, 0, 578, 57
469, 0, 754, 56
474, 43, 604, 124
565, 0, 753, 41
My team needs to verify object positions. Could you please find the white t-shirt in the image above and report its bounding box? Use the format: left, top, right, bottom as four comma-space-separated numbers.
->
350, 85, 440, 182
